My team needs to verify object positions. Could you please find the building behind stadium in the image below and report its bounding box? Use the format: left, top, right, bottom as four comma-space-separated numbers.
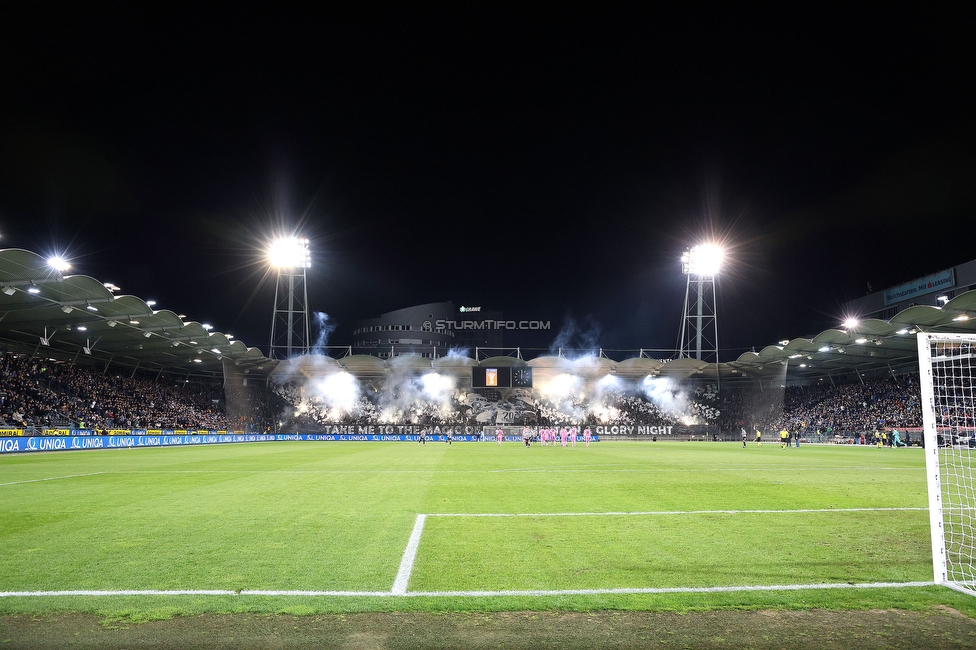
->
351, 302, 505, 358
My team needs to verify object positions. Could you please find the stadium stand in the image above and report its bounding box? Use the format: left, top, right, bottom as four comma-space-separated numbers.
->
721, 373, 922, 439
0, 350, 928, 439
0, 353, 235, 431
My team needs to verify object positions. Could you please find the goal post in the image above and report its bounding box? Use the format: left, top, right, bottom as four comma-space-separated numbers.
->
918, 332, 976, 594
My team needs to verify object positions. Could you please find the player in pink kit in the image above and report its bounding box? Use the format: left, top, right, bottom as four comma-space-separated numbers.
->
560, 427, 568, 447
496, 428, 504, 445
540, 428, 548, 446
570, 426, 578, 447
583, 427, 592, 447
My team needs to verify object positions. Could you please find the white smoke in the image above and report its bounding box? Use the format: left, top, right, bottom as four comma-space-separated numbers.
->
312, 312, 336, 352
313, 371, 361, 414
377, 356, 459, 423
584, 374, 623, 423
549, 315, 601, 357
640, 376, 695, 423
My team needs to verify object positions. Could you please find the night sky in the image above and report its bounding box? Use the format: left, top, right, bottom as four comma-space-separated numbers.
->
2, 6, 974, 360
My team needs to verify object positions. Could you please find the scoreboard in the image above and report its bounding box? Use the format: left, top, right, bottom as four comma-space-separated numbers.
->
471, 366, 532, 388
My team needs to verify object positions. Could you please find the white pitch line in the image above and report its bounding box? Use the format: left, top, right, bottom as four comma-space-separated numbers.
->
0, 472, 105, 488
490, 467, 922, 473
397, 581, 936, 597
0, 581, 935, 598
427, 507, 928, 517
391, 514, 427, 595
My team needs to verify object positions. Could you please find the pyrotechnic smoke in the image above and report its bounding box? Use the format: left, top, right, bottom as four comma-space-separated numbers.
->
586, 374, 624, 423
377, 355, 458, 423
312, 312, 336, 351
312, 371, 361, 416
640, 376, 694, 422
535, 372, 586, 423
549, 315, 601, 357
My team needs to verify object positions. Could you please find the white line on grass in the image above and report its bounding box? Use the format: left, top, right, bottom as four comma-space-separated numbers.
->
0, 508, 931, 600
391, 514, 426, 595
396, 581, 937, 597
0, 472, 106, 487
427, 507, 927, 517
490, 467, 922, 473
0, 581, 935, 598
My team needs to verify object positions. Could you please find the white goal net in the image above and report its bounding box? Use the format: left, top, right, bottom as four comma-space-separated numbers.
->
918, 332, 976, 594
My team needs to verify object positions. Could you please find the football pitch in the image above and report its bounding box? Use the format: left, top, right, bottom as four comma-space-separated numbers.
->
0, 440, 971, 619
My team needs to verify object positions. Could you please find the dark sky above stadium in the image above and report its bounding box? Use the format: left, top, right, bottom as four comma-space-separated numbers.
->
1, 6, 975, 359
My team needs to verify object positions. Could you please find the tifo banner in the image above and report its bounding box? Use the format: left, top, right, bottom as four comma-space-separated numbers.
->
0, 432, 602, 454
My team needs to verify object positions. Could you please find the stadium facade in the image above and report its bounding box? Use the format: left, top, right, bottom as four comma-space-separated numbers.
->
843, 259, 976, 321
351, 301, 505, 358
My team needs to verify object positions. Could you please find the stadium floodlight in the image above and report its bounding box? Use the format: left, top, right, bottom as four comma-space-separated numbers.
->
104, 282, 120, 292
681, 243, 724, 277
937, 295, 950, 305
677, 243, 722, 371
267, 236, 312, 270
61, 305, 73, 314
843, 317, 859, 330
47, 256, 70, 272
268, 235, 311, 360
1, 285, 14, 295
855, 337, 868, 344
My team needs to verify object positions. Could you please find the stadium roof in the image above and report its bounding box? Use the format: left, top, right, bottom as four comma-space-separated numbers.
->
3, 246, 975, 385
726, 291, 976, 382
0, 249, 274, 380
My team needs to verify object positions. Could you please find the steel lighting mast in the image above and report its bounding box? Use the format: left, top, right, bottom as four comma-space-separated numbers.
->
678, 243, 723, 363
268, 236, 311, 359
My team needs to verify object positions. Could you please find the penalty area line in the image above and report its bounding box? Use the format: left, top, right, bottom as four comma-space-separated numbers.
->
391, 514, 427, 595
0, 581, 935, 599
0, 472, 106, 488
427, 507, 928, 517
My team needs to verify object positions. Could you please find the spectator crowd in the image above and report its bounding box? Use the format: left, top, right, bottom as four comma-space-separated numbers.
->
721, 373, 923, 437
0, 351, 933, 437
0, 354, 233, 431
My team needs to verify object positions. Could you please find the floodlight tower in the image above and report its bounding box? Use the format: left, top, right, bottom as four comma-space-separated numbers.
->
268, 237, 312, 360
678, 244, 722, 363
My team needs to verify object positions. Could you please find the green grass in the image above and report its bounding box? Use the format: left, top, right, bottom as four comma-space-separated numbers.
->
1, 440, 967, 616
